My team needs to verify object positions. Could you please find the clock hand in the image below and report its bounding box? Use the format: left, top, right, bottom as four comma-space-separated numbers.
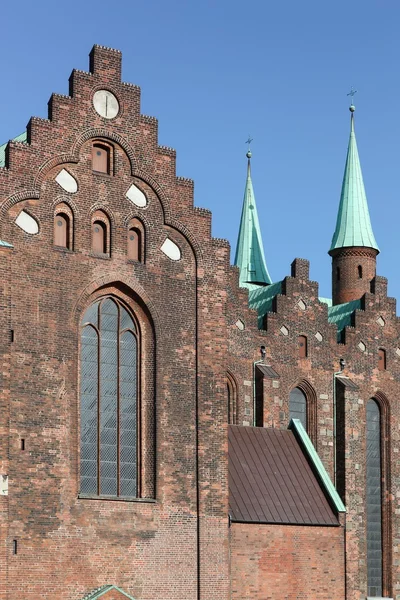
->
105, 95, 108, 117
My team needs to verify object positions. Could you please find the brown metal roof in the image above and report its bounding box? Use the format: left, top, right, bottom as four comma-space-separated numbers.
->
256, 364, 280, 379
228, 425, 339, 526
336, 375, 358, 390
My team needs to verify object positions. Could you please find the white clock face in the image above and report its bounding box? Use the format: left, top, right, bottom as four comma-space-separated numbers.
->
93, 90, 119, 119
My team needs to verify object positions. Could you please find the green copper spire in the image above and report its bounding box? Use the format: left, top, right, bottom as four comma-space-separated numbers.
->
330, 105, 379, 253
234, 150, 272, 289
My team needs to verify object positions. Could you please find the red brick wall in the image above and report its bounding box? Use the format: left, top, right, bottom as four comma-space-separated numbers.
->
230, 523, 345, 600
2, 43, 400, 600
0, 45, 230, 600
330, 246, 378, 305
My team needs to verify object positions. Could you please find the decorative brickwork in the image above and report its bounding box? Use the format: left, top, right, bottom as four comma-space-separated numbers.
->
1, 44, 400, 600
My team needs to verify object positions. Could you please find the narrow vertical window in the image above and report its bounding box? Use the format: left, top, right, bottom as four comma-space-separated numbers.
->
91, 210, 110, 256
92, 221, 106, 254
80, 297, 138, 497
54, 214, 69, 248
127, 218, 145, 262
378, 349, 386, 371
298, 335, 307, 358
289, 387, 307, 430
366, 399, 383, 597
128, 228, 141, 261
358, 265, 363, 279
336, 266, 341, 281
92, 143, 110, 174
54, 203, 73, 250
227, 372, 238, 425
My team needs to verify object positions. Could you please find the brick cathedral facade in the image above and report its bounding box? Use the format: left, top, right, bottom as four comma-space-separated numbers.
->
0, 46, 397, 600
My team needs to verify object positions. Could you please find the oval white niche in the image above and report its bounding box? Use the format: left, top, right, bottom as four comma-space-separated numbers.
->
161, 238, 181, 261
15, 211, 39, 235
126, 184, 147, 208
55, 169, 78, 193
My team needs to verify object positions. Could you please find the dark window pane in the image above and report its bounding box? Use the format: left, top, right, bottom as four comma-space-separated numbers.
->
120, 305, 136, 332
366, 399, 382, 597
80, 325, 98, 495
80, 298, 138, 498
82, 301, 99, 327
289, 387, 307, 430
120, 331, 137, 497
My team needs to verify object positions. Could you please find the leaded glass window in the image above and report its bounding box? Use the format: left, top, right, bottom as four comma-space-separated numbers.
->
80, 297, 138, 497
366, 399, 382, 597
289, 387, 307, 430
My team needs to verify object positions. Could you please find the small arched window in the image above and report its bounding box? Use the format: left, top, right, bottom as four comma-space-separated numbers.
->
298, 335, 307, 358
289, 387, 307, 430
54, 214, 69, 248
54, 202, 73, 250
358, 265, 363, 279
336, 267, 341, 281
92, 143, 111, 174
128, 228, 141, 261
91, 210, 110, 256
127, 218, 145, 262
92, 221, 106, 254
80, 297, 139, 498
227, 372, 238, 425
378, 348, 386, 371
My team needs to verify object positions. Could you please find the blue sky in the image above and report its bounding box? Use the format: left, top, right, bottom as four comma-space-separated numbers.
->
2, 1, 400, 300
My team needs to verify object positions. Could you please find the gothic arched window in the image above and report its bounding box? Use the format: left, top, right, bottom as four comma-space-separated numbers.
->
289, 387, 307, 430
366, 398, 383, 597
80, 297, 139, 498
54, 202, 73, 250
227, 371, 238, 425
127, 218, 145, 262
91, 210, 110, 256
54, 213, 70, 248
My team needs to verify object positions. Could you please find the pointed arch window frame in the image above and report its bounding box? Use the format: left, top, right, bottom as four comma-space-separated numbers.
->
127, 217, 145, 263
366, 393, 392, 598
91, 209, 111, 257
289, 380, 317, 446
79, 295, 142, 499
54, 202, 74, 250
227, 370, 239, 425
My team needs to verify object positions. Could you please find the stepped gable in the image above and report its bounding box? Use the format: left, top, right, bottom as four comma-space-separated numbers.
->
0, 44, 222, 259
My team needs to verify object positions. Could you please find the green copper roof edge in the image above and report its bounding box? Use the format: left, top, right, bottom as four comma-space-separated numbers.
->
82, 585, 136, 600
329, 114, 379, 253
248, 280, 283, 328
0, 132, 28, 168
289, 418, 346, 513
234, 157, 272, 288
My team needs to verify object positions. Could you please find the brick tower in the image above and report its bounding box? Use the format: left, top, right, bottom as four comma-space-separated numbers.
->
329, 103, 379, 305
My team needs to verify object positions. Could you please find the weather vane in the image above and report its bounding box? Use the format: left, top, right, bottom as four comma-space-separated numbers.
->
245, 136, 253, 150
347, 87, 357, 101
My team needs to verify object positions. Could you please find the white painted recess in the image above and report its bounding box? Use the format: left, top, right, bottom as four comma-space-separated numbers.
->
161, 238, 181, 261
126, 184, 147, 208
55, 169, 78, 193
15, 211, 39, 235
